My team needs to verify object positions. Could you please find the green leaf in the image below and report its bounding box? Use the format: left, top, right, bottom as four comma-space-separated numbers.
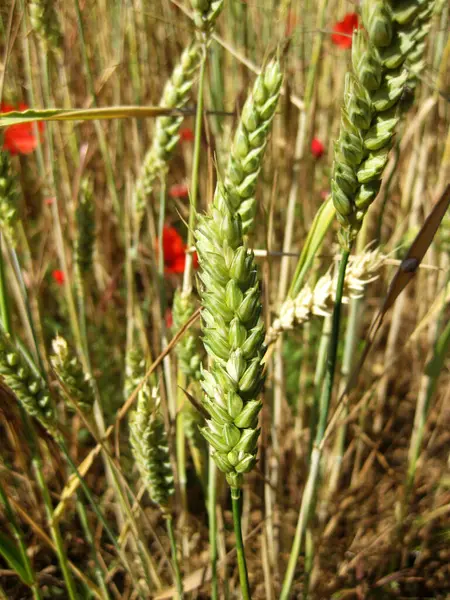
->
0, 531, 34, 586
288, 196, 336, 298
0, 106, 188, 128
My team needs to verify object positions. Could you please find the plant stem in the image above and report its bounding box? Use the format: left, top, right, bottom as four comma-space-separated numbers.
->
0, 235, 11, 334
0, 480, 42, 600
314, 248, 351, 444
182, 44, 207, 294
165, 515, 184, 599
32, 458, 78, 600
208, 453, 218, 600
57, 439, 144, 596
280, 247, 351, 600
76, 499, 112, 600
231, 488, 251, 600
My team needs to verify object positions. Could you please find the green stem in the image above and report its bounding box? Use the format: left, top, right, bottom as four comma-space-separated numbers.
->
0, 480, 42, 600
32, 458, 78, 600
280, 247, 351, 600
57, 439, 143, 595
76, 499, 112, 600
208, 454, 218, 600
72, 0, 120, 215
314, 248, 351, 444
165, 515, 184, 599
0, 235, 11, 334
182, 44, 207, 294
231, 488, 251, 600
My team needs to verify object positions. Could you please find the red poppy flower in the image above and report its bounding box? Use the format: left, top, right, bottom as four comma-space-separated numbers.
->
180, 127, 195, 142
165, 308, 173, 329
52, 269, 65, 285
169, 183, 189, 199
160, 226, 198, 274
1, 102, 44, 155
311, 137, 325, 159
331, 13, 359, 49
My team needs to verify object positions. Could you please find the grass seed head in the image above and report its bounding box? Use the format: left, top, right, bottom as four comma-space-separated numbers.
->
29, 0, 63, 51
331, 0, 435, 250
0, 329, 57, 435
51, 336, 95, 415
75, 178, 95, 275
172, 290, 202, 381
129, 387, 175, 509
0, 151, 18, 247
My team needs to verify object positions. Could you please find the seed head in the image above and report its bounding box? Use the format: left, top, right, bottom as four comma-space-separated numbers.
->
0, 151, 18, 247
0, 329, 56, 435
129, 387, 174, 509
51, 336, 95, 415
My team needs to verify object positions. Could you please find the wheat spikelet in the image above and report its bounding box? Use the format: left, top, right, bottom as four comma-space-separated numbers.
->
0, 151, 18, 247
0, 329, 57, 435
191, 0, 224, 35
332, 0, 435, 249
51, 336, 95, 414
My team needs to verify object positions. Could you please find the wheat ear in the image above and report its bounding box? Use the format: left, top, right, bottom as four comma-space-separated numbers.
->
134, 1, 223, 233
129, 386, 174, 509
51, 336, 95, 414
193, 64, 284, 490
0, 151, 18, 247
172, 289, 202, 381
332, 0, 435, 250
0, 329, 57, 435
29, 0, 63, 51
268, 249, 386, 342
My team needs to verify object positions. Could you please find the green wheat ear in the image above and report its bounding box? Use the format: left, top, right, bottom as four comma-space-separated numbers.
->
75, 178, 95, 276
193, 62, 283, 489
331, 0, 435, 250
0, 329, 57, 436
51, 336, 95, 415
172, 289, 202, 381
0, 151, 18, 247
29, 0, 63, 51
129, 386, 175, 510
